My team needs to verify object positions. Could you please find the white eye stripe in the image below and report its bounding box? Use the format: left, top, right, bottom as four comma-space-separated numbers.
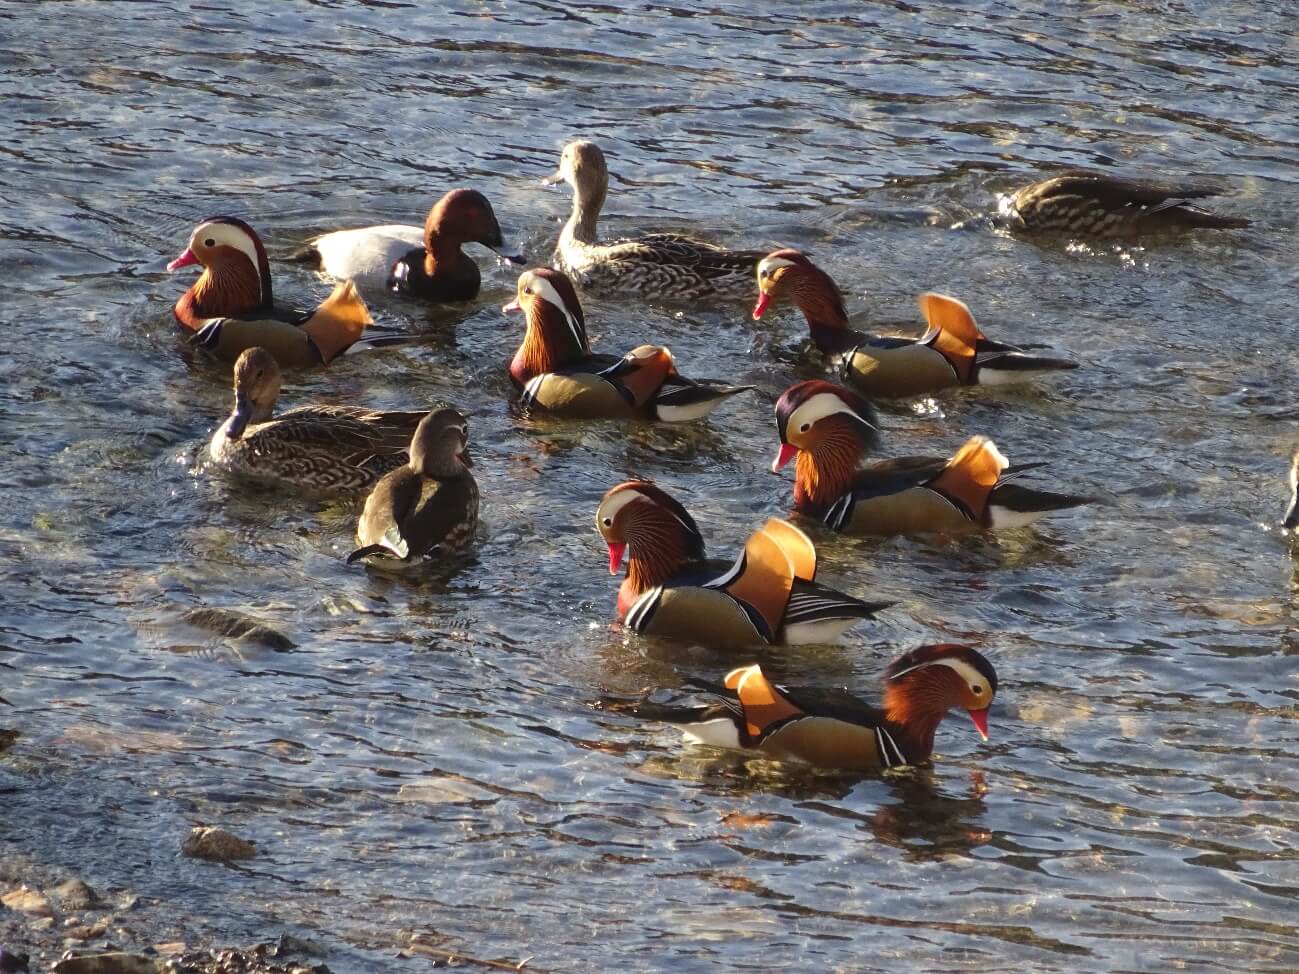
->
784, 392, 873, 435
890, 657, 988, 691
595, 488, 647, 529
757, 256, 796, 277
192, 221, 263, 301
528, 275, 585, 349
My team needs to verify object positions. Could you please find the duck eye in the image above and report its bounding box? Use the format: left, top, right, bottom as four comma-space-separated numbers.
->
971, 685, 983, 694
602, 517, 612, 528
799, 423, 810, 433
203, 237, 215, 248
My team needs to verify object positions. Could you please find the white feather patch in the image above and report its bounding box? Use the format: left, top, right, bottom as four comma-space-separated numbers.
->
680, 718, 742, 750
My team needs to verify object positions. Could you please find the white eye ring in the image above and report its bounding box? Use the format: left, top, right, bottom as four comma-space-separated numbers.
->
971, 684, 982, 694
799, 423, 810, 433
602, 517, 612, 528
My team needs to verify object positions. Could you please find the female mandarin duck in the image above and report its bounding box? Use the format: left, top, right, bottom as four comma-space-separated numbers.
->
999, 172, 1249, 236
594, 481, 890, 649
774, 380, 1092, 534
619, 644, 997, 772
752, 249, 1077, 398
546, 140, 764, 301
301, 189, 524, 299
502, 267, 753, 420
169, 216, 378, 367
347, 408, 479, 568
209, 347, 428, 493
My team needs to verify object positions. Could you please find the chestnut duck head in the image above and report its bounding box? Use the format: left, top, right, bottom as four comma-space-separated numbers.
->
883, 643, 999, 742
595, 480, 706, 579
169, 216, 273, 318
753, 249, 848, 330
773, 379, 880, 473
424, 188, 521, 263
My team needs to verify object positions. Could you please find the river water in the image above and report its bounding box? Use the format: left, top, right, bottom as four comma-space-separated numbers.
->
3, 1, 1298, 971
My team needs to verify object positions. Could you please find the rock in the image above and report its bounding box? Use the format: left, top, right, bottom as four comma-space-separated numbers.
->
0, 887, 52, 917
30, 918, 54, 931
0, 947, 30, 973
53, 952, 162, 974
180, 827, 256, 862
51, 879, 101, 911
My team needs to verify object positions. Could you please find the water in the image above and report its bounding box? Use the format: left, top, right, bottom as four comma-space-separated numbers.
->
3, 1, 1298, 970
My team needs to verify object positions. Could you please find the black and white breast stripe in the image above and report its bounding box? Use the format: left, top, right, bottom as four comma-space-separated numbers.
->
875, 725, 906, 767
824, 493, 855, 531
624, 585, 664, 632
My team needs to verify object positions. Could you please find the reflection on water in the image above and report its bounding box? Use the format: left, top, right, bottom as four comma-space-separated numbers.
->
4, 0, 1299, 970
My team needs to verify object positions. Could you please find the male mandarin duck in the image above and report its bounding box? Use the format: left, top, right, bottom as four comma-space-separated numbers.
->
774, 380, 1092, 534
169, 216, 382, 367
301, 189, 524, 299
594, 481, 890, 649
347, 407, 479, 568
752, 249, 1077, 398
616, 644, 997, 772
999, 172, 1249, 237
546, 140, 765, 301
208, 347, 428, 494
502, 267, 753, 420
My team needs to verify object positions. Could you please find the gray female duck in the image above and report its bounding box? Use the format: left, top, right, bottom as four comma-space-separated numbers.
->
547, 140, 764, 302
209, 347, 427, 493
347, 408, 479, 569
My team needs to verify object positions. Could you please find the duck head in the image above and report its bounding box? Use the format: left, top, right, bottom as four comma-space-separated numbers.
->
502, 268, 590, 384
410, 407, 473, 478
773, 380, 880, 510
424, 188, 522, 264
545, 140, 609, 216
882, 644, 999, 749
596, 481, 706, 601
753, 249, 852, 350
226, 347, 282, 439
169, 216, 272, 323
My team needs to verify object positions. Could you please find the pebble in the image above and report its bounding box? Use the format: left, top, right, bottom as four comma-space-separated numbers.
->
0, 888, 52, 918
180, 828, 256, 863
51, 880, 101, 911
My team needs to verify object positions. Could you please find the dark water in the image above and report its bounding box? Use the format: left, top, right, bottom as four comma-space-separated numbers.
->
4, 1, 1299, 970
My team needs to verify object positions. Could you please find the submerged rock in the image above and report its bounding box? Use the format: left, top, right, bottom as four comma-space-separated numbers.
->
50, 880, 101, 912
180, 828, 256, 863
53, 952, 161, 974
0, 888, 52, 918
0, 947, 30, 973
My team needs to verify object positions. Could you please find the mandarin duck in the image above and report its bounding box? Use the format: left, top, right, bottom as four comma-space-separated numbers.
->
615, 644, 997, 772
347, 407, 478, 568
169, 216, 390, 367
1284, 452, 1299, 531
774, 380, 1092, 535
594, 481, 890, 649
208, 347, 428, 494
998, 172, 1249, 237
752, 250, 1077, 398
301, 189, 524, 299
546, 140, 765, 301
502, 267, 753, 421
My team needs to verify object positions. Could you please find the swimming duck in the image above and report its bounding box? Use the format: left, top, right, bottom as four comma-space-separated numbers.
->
209, 347, 427, 493
301, 189, 524, 299
169, 216, 379, 367
347, 407, 479, 568
753, 250, 1077, 398
1284, 453, 1299, 531
774, 380, 1092, 534
614, 643, 997, 772
999, 172, 1250, 237
503, 267, 754, 420
595, 481, 890, 649
546, 140, 765, 301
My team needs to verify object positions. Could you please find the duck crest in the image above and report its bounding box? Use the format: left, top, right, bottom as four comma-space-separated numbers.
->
761, 249, 851, 348
510, 269, 590, 385
173, 216, 273, 326
600, 481, 705, 612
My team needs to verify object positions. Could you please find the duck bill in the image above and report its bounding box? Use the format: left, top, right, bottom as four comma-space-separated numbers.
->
490, 242, 526, 266
167, 248, 199, 272
458, 446, 473, 469
606, 541, 627, 575
771, 442, 798, 473
227, 393, 252, 441
968, 707, 990, 742
541, 169, 565, 187
752, 291, 772, 320
501, 298, 522, 313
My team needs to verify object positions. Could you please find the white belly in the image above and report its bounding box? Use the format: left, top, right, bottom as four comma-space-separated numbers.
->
311, 224, 424, 287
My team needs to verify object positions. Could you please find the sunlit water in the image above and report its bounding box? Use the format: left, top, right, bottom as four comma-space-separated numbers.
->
3, 1, 1299, 970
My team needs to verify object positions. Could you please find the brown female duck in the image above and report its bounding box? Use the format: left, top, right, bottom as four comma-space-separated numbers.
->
752, 249, 1077, 398
595, 481, 890, 649
503, 267, 753, 420
209, 347, 427, 493
999, 172, 1249, 237
547, 140, 764, 301
169, 216, 378, 367
302, 189, 524, 299
347, 408, 479, 568
774, 380, 1092, 534
620, 643, 997, 772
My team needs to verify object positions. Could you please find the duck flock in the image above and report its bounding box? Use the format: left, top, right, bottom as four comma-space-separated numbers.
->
169, 140, 1250, 775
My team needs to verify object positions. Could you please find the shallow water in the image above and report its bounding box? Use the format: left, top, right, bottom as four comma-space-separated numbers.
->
3, 1, 1299, 970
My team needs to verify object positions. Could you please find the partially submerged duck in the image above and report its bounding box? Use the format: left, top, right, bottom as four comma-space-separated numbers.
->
594, 481, 890, 649
773, 380, 1093, 535
503, 267, 753, 421
347, 408, 479, 568
999, 172, 1249, 237
169, 216, 380, 367
547, 140, 764, 301
753, 249, 1077, 398
1284, 453, 1299, 531
615, 644, 998, 772
209, 347, 426, 493
302, 189, 524, 299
